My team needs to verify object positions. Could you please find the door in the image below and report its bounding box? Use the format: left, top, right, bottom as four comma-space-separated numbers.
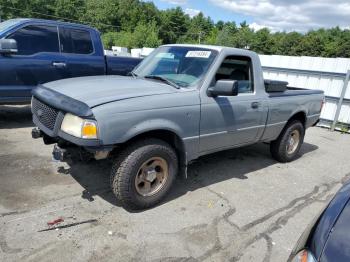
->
58, 27, 105, 78
199, 55, 268, 153
0, 25, 68, 101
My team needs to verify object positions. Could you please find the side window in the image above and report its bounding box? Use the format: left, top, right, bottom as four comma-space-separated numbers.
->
7, 25, 59, 55
214, 56, 254, 94
59, 28, 93, 54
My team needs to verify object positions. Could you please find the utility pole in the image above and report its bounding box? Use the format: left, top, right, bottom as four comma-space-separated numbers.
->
198, 31, 202, 44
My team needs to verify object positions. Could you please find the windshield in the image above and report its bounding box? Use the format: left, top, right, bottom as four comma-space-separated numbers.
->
0, 19, 23, 35
133, 46, 218, 88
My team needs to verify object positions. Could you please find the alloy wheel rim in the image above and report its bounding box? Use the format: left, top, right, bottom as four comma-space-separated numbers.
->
135, 157, 169, 197
286, 129, 300, 155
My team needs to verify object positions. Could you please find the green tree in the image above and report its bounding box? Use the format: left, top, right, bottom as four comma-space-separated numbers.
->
103, 31, 135, 49
132, 21, 162, 48
294, 31, 326, 57
273, 32, 303, 56
116, 0, 159, 32
0, 0, 55, 20
184, 12, 214, 43
216, 23, 237, 46
215, 20, 224, 31
231, 24, 254, 49
251, 28, 275, 54
138, 1, 160, 25
204, 27, 218, 45
54, 0, 86, 22
321, 27, 343, 57
82, 0, 120, 32
159, 7, 189, 44
334, 31, 350, 57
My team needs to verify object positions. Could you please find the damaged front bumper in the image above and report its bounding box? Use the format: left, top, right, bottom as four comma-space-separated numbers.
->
52, 144, 68, 162
52, 144, 111, 162
32, 127, 113, 162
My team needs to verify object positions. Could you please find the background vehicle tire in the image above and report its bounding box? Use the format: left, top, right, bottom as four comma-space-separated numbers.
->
270, 120, 305, 163
110, 138, 178, 210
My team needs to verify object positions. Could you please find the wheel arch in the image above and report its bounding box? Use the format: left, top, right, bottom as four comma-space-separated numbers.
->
270, 111, 306, 163
115, 129, 188, 175
287, 111, 307, 127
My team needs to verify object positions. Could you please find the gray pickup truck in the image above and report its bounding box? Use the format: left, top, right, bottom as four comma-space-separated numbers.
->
31, 44, 324, 209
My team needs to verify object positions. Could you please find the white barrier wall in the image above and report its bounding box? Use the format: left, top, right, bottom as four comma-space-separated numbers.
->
259, 55, 350, 129
131, 48, 155, 58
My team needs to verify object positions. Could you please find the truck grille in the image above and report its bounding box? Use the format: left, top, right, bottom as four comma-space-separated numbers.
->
32, 97, 59, 131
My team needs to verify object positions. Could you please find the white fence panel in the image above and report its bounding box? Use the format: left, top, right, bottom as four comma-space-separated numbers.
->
260, 54, 350, 130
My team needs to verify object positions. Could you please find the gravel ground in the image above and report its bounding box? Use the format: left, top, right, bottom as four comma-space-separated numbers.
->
0, 105, 349, 262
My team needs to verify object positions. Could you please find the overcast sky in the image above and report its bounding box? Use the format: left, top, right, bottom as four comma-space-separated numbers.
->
152, 0, 350, 32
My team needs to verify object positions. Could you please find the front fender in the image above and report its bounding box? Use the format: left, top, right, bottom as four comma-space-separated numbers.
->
93, 105, 200, 145
91, 92, 201, 162
120, 118, 184, 143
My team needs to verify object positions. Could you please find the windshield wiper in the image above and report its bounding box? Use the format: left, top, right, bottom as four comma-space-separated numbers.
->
144, 75, 180, 89
128, 71, 138, 78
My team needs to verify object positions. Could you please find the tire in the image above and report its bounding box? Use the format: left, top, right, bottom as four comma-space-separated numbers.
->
270, 120, 305, 163
110, 138, 178, 210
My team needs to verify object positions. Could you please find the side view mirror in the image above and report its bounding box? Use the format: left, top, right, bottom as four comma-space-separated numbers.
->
0, 39, 18, 55
207, 80, 239, 97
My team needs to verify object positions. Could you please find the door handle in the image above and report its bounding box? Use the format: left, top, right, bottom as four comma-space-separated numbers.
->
251, 102, 260, 109
52, 62, 66, 68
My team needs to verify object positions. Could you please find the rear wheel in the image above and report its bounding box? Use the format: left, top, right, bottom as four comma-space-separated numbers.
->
110, 139, 178, 210
270, 120, 305, 163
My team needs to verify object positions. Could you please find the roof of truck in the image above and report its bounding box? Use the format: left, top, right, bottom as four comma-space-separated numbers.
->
163, 44, 224, 51
162, 44, 257, 56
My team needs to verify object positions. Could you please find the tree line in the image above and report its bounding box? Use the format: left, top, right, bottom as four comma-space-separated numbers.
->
1, 0, 350, 57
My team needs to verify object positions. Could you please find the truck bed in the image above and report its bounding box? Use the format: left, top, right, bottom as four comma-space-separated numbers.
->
268, 87, 324, 97
106, 56, 142, 76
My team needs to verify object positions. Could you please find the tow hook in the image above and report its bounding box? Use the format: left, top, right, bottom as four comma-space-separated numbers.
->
52, 145, 67, 162
32, 127, 43, 139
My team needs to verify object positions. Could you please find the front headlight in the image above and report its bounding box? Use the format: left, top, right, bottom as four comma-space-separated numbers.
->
291, 250, 316, 262
61, 113, 98, 139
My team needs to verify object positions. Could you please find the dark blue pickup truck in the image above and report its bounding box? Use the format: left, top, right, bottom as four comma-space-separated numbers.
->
0, 18, 142, 104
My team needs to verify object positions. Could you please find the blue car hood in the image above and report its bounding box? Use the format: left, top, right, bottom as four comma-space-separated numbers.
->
42, 75, 177, 108
319, 199, 350, 261
309, 179, 350, 261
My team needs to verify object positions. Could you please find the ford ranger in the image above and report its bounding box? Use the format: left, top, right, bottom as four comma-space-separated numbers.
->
31, 44, 324, 209
0, 18, 141, 104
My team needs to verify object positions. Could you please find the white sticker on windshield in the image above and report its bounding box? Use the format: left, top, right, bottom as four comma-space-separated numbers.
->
185, 51, 212, 58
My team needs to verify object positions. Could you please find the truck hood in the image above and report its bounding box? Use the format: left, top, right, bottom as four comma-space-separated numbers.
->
42, 75, 177, 108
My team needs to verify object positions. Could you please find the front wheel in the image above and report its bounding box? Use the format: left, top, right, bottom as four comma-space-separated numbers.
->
110, 139, 178, 210
270, 120, 305, 163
